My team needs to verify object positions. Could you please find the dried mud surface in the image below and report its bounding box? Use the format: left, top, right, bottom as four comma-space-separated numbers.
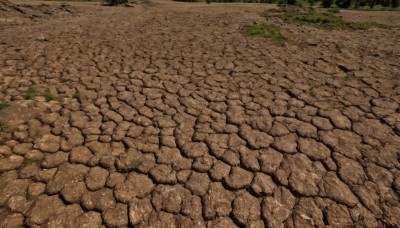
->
0, 0, 400, 227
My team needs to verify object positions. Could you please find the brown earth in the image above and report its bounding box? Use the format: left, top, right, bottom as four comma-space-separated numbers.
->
0, 0, 400, 227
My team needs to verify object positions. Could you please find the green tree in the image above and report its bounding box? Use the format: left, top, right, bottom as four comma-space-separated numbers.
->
322, 0, 333, 7
385, 0, 391, 5
392, 0, 399, 7
336, 0, 352, 7
369, 0, 376, 8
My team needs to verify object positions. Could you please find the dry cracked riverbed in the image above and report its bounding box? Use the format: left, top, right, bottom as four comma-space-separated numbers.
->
0, 0, 400, 227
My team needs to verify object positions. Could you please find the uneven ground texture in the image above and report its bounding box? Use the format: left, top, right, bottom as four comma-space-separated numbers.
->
1, 0, 400, 227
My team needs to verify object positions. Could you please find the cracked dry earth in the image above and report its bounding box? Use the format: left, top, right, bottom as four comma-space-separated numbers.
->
1, 0, 400, 227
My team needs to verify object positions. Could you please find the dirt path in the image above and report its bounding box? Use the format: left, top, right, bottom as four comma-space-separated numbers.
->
0, 0, 400, 227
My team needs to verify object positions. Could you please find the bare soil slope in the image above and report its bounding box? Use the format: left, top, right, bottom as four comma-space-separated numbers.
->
0, 0, 399, 227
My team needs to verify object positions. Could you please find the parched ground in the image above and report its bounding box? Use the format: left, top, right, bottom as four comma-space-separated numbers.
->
0, 0, 400, 227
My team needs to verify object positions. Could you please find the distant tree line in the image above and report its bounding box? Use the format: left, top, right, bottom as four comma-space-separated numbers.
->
106, 0, 128, 5
322, 0, 398, 8
176, 0, 399, 8
177, 0, 288, 3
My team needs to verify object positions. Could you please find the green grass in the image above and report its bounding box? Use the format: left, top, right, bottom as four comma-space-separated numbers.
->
284, 11, 356, 29
133, 160, 142, 168
24, 159, 37, 166
44, 91, 56, 102
44, 91, 63, 102
350, 22, 373, 30
351, 5, 400, 11
0, 121, 7, 133
71, 91, 80, 100
24, 86, 36, 100
265, 10, 384, 30
245, 24, 287, 45
0, 103, 9, 110
266, 8, 284, 13
28, 100, 38, 108
327, 8, 341, 13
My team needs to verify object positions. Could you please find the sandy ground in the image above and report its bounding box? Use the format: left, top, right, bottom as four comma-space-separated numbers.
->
0, 0, 400, 227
